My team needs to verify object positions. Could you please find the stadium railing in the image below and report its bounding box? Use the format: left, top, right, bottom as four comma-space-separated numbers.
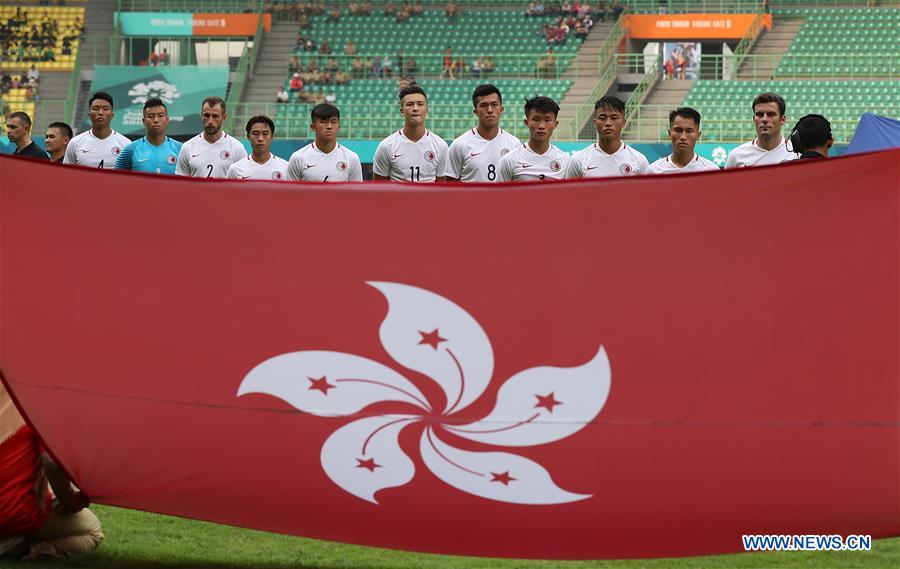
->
623, 0, 764, 13
609, 52, 900, 81
626, 103, 898, 143
567, 8, 628, 139
732, 10, 766, 73
624, 53, 661, 127
226, 8, 265, 134
281, 53, 578, 81
111, 36, 253, 70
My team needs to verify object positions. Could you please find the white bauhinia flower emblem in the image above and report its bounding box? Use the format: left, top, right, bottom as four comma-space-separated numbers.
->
237, 282, 611, 505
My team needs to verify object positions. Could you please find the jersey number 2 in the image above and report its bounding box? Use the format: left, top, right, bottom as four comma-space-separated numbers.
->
206, 164, 214, 178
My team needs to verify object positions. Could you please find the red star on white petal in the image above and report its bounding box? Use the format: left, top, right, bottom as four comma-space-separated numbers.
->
356, 457, 381, 472
490, 471, 517, 486
534, 392, 562, 413
418, 328, 448, 350
308, 376, 336, 395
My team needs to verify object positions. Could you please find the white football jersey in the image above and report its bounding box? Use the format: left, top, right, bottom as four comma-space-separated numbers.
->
445, 128, 521, 182
286, 142, 363, 182
63, 129, 132, 169
497, 143, 569, 182
372, 129, 449, 182
565, 141, 649, 178
647, 153, 721, 174
226, 154, 289, 181
175, 132, 248, 178
725, 138, 799, 168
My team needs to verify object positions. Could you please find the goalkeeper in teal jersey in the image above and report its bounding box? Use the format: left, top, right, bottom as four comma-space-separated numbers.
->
115, 97, 182, 174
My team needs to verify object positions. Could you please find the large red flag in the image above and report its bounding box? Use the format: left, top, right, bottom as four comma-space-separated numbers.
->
1, 152, 898, 559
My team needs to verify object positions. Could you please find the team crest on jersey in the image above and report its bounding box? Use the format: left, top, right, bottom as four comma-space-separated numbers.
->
272, 171, 283, 180
337, 161, 348, 171
220, 150, 231, 160
424, 150, 436, 162
500, 147, 511, 156
550, 160, 561, 172
111, 147, 121, 156
619, 163, 633, 175
167, 155, 177, 165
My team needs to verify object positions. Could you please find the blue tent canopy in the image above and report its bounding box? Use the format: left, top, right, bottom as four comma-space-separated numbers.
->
845, 113, 900, 155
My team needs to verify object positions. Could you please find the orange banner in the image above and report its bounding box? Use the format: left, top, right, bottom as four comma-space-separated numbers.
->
192, 13, 272, 35
624, 13, 771, 39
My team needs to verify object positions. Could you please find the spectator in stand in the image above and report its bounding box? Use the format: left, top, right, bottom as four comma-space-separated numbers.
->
327, 5, 341, 23
441, 46, 456, 79
304, 37, 316, 51
276, 86, 289, 103
384, 1, 396, 17
289, 55, 301, 73
325, 91, 337, 104
481, 56, 495, 76
405, 56, 418, 76
396, 4, 411, 22
382, 55, 393, 78
361, 0, 373, 15
574, 20, 587, 40
149, 51, 159, 66
26, 63, 38, 84
349, 1, 359, 16
290, 72, 304, 92
611, 0, 624, 20
471, 57, 482, 79
344, 40, 357, 56
413, 1, 424, 16
352, 56, 365, 78
325, 56, 340, 82
160, 49, 170, 65
320, 39, 331, 54
445, 1, 460, 23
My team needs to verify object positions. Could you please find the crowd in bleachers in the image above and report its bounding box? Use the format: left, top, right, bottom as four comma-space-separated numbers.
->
0, 8, 81, 64
527, 0, 624, 22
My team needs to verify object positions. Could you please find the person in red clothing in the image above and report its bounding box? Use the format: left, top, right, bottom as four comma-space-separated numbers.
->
0, 383, 103, 559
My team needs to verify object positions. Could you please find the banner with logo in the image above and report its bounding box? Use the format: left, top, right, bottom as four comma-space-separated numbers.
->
115, 12, 272, 36
624, 14, 772, 39
1, 151, 898, 559
84, 65, 228, 137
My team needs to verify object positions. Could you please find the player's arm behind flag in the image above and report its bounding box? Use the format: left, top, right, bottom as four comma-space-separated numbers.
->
114, 141, 135, 170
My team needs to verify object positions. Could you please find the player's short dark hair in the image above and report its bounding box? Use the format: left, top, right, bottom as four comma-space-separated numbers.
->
89, 91, 114, 109
793, 114, 832, 149
311, 103, 340, 121
594, 96, 625, 114
752, 92, 786, 116
472, 84, 502, 108
399, 84, 427, 101
202, 96, 227, 113
245, 114, 275, 135
524, 95, 559, 118
143, 97, 167, 112
669, 106, 702, 129
7, 111, 31, 128
47, 121, 73, 139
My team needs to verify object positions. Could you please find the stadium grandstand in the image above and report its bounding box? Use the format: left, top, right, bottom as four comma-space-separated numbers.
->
0, 0, 898, 168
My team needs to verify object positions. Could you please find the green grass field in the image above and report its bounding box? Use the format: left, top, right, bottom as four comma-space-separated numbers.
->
1, 505, 897, 569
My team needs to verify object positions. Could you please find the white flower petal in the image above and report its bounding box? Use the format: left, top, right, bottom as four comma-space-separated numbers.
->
321, 415, 419, 504
446, 346, 611, 447
237, 351, 430, 416
368, 281, 493, 415
419, 427, 590, 505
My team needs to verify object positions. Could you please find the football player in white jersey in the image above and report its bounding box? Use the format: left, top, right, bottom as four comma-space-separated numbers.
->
647, 107, 720, 175
226, 115, 289, 181
725, 92, 798, 168
286, 103, 362, 182
566, 96, 649, 178
373, 85, 448, 183
176, 96, 248, 178
62, 92, 131, 169
497, 95, 569, 182
446, 84, 520, 182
